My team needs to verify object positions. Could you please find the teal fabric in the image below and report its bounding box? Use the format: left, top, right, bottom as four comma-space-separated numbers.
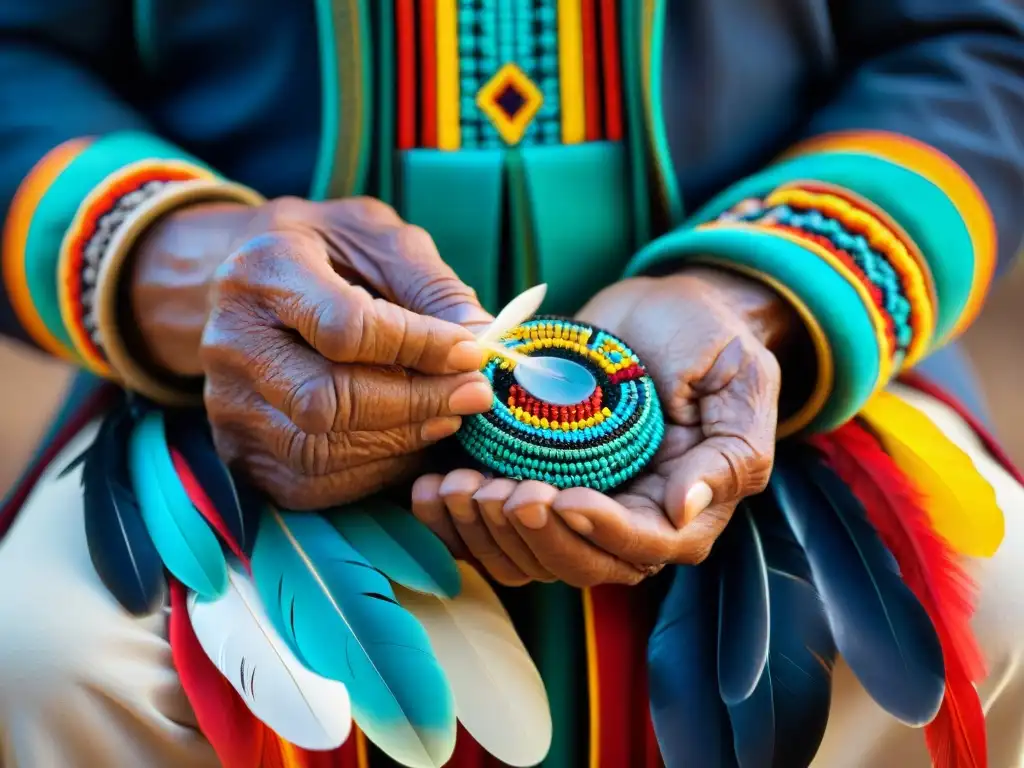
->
628, 224, 883, 431
24, 131, 214, 353
674, 152, 974, 343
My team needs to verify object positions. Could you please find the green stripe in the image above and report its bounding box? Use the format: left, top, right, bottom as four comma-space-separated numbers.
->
681, 151, 973, 342
643, 0, 683, 227
621, 3, 651, 249
132, 0, 158, 70
24, 132, 213, 353
629, 224, 883, 432
374, 0, 395, 204
310, 0, 341, 200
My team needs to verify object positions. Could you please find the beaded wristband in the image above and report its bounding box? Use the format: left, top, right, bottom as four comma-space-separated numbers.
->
456, 317, 665, 491
90, 179, 266, 405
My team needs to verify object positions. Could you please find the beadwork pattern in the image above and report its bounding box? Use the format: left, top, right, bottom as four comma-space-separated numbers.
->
457, 317, 665, 491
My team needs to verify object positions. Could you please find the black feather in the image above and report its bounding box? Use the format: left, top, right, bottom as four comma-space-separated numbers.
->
771, 446, 945, 726
718, 505, 771, 705
165, 410, 259, 556
649, 563, 737, 768
758, 495, 836, 768
82, 404, 166, 615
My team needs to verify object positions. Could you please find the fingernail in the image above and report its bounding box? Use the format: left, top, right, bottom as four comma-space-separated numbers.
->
447, 340, 487, 371
561, 511, 593, 535
448, 381, 493, 415
511, 503, 548, 530
683, 482, 714, 525
421, 416, 462, 442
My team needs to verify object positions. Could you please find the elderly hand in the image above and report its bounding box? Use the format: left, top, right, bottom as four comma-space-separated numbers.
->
411, 267, 799, 586
132, 197, 495, 509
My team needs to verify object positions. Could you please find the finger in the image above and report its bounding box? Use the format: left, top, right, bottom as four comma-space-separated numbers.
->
504, 482, 648, 587
219, 326, 493, 434
440, 470, 530, 586
411, 474, 468, 558
223, 231, 487, 373
474, 479, 555, 582
663, 337, 779, 527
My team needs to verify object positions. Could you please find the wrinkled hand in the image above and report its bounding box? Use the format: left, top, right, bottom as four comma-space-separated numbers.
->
411, 268, 797, 586
133, 197, 495, 508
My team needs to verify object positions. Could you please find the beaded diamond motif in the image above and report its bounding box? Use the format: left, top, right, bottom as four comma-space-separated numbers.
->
457, 318, 665, 491
476, 62, 545, 145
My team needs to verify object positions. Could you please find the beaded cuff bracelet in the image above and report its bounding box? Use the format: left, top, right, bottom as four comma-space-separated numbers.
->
57, 160, 216, 376
725, 183, 937, 370
456, 317, 665, 491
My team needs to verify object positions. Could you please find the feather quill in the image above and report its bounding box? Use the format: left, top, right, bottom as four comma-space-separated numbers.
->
166, 411, 260, 557
329, 499, 461, 598
861, 390, 1003, 558
772, 447, 946, 725
815, 419, 986, 767
128, 411, 227, 598
395, 562, 552, 767
251, 509, 456, 768
188, 560, 353, 750
648, 563, 737, 768
80, 405, 166, 615
718, 505, 770, 705
477, 283, 547, 344
169, 578, 265, 768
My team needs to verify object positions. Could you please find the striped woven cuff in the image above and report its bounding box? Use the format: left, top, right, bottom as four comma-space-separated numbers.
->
2, 132, 217, 363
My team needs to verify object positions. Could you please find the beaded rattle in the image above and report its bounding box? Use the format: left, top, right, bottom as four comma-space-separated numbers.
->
459, 285, 665, 492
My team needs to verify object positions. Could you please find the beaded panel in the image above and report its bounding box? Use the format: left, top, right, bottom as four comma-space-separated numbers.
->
457, 318, 665, 491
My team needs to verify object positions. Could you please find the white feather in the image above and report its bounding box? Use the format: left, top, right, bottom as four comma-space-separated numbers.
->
396, 563, 552, 767
187, 562, 352, 751
478, 284, 548, 344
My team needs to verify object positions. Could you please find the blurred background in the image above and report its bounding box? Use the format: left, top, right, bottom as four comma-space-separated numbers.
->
1, 264, 1023, 496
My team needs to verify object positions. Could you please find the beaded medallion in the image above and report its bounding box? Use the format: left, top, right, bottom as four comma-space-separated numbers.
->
457, 317, 665, 491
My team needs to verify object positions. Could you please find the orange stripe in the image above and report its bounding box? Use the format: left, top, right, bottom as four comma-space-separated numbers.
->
787, 130, 996, 337
582, 588, 600, 768
396, 0, 417, 149
580, 0, 602, 140
419, 0, 438, 148
2, 138, 92, 359
598, 0, 623, 140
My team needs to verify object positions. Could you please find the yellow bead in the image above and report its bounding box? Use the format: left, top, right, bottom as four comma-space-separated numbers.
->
602, 407, 612, 417
540, 418, 549, 429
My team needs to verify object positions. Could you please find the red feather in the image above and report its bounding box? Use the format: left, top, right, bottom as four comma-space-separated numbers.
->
812, 421, 987, 768
171, 448, 249, 566
168, 578, 265, 768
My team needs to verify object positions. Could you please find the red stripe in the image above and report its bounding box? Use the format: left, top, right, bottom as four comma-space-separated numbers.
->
590, 585, 639, 765
581, 0, 603, 141
445, 725, 489, 768
599, 0, 623, 141
396, 0, 417, 149
419, 0, 438, 148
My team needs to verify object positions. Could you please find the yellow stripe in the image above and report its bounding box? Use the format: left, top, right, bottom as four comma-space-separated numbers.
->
356, 728, 370, 768
2, 139, 91, 360
686, 256, 836, 437
436, 0, 461, 150
786, 131, 996, 338
557, 0, 586, 144
582, 587, 600, 768
276, 738, 303, 768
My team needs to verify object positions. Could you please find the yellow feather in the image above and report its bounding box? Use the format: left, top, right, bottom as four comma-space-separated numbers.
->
860, 388, 1004, 558
395, 563, 552, 767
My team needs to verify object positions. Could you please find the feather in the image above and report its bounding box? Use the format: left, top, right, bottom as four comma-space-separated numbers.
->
477, 283, 547, 344
128, 411, 227, 598
251, 509, 456, 768
771, 447, 946, 725
166, 411, 260, 557
860, 390, 1003, 558
80, 405, 166, 615
718, 505, 770, 705
395, 562, 552, 767
173, 449, 247, 565
168, 578, 265, 768
816, 418, 987, 767
187, 559, 353, 750
329, 498, 462, 598
648, 563, 737, 768
756, 499, 835, 768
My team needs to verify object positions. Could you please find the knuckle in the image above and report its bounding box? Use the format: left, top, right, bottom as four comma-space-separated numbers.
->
311, 293, 367, 361
342, 196, 401, 226
394, 224, 440, 262
682, 542, 715, 566
284, 376, 336, 435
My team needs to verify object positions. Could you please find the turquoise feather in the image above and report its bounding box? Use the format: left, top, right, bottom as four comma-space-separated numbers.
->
329, 498, 462, 598
251, 509, 457, 768
127, 411, 227, 598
